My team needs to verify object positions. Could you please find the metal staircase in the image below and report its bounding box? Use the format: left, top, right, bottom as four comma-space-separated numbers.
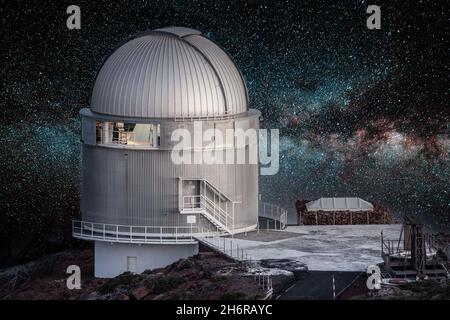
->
180, 179, 238, 235
381, 218, 450, 280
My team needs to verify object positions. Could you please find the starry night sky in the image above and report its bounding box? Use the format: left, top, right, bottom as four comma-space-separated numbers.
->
1, 0, 448, 265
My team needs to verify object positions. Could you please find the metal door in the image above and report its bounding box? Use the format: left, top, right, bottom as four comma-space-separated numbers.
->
127, 256, 137, 273
182, 180, 200, 209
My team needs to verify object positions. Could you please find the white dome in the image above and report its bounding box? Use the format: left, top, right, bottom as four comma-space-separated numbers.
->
90, 27, 248, 119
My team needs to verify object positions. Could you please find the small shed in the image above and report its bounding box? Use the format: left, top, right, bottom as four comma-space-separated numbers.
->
296, 197, 394, 225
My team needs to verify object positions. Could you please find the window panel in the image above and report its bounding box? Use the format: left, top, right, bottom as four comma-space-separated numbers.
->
95, 121, 160, 148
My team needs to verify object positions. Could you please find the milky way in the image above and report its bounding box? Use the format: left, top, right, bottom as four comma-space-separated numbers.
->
0, 1, 448, 263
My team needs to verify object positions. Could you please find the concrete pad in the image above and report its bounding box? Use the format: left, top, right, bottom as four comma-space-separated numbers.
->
234, 231, 302, 242
230, 224, 402, 271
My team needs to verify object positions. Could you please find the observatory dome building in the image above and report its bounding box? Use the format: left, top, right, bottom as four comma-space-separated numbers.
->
73, 27, 260, 277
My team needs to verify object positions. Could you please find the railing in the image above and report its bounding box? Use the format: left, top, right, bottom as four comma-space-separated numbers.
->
182, 195, 234, 233
252, 273, 273, 299
258, 202, 288, 230
200, 178, 234, 202
382, 239, 404, 256
179, 178, 239, 234
174, 110, 235, 122
195, 234, 274, 299
381, 232, 442, 257
441, 263, 450, 278
196, 235, 250, 261
72, 220, 222, 244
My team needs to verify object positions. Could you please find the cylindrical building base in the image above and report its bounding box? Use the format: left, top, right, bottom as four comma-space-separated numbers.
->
94, 241, 199, 278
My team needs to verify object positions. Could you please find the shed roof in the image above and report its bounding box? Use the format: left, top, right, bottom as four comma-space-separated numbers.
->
306, 197, 374, 212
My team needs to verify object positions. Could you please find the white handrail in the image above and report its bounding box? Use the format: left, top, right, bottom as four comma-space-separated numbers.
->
179, 178, 239, 235
183, 195, 230, 221
183, 177, 234, 202
259, 202, 288, 230
441, 263, 450, 278
182, 195, 234, 233
196, 235, 250, 262
72, 220, 221, 244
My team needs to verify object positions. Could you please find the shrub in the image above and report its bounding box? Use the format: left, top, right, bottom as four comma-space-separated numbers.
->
219, 292, 248, 300
152, 276, 182, 294
98, 272, 135, 294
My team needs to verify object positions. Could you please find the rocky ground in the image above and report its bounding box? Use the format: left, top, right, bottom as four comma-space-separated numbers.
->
365, 281, 450, 300
0, 248, 292, 300
338, 273, 450, 300
2, 246, 448, 300
1, 249, 103, 299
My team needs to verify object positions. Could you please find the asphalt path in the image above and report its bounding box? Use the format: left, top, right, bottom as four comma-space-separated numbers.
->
277, 271, 362, 300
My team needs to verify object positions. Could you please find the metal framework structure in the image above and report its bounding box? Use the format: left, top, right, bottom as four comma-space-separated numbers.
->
381, 215, 449, 280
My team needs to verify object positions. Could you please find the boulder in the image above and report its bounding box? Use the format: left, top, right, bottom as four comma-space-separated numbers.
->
131, 286, 151, 300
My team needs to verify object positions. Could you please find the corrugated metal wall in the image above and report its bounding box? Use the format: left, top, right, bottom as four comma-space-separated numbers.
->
82, 117, 96, 145
81, 116, 259, 232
